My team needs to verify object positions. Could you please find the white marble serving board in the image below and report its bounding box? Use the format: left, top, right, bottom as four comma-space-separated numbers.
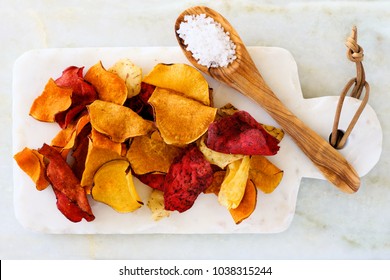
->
12, 46, 382, 234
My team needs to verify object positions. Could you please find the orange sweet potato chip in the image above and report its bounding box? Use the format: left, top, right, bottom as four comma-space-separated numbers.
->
143, 63, 211, 105
13, 147, 49, 191
88, 100, 154, 143
203, 171, 257, 224
90, 128, 122, 155
84, 61, 127, 105
229, 180, 257, 224
126, 133, 183, 175
29, 78, 72, 122
249, 155, 284, 194
148, 88, 217, 146
80, 139, 124, 193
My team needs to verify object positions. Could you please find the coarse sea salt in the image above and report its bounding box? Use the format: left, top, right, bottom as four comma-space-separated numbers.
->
177, 14, 237, 68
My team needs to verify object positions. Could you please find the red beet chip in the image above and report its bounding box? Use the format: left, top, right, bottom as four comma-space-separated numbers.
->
54, 66, 97, 128
125, 82, 155, 121
53, 188, 93, 223
39, 143, 95, 222
164, 145, 213, 213
136, 173, 166, 191
55, 66, 97, 105
206, 110, 280, 155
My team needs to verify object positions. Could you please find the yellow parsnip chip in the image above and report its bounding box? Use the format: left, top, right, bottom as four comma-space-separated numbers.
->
198, 134, 244, 169
84, 61, 127, 105
218, 156, 251, 210
92, 160, 143, 213
262, 125, 284, 142
148, 88, 217, 146
143, 63, 210, 105
108, 59, 142, 98
13, 147, 50, 191
126, 134, 182, 175
29, 78, 72, 122
249, 155, 283, 194
87, 100, 154, 143
147, 189, 170, 221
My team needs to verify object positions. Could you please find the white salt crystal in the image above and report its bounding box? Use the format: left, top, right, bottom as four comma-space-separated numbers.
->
177, 14, 237, 68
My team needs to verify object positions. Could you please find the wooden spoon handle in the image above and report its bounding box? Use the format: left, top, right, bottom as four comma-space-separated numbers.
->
210, 54, 360, 193
176, 5, 360, 192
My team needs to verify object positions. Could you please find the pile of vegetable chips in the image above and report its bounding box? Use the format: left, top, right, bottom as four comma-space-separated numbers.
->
14, 59, 284, 225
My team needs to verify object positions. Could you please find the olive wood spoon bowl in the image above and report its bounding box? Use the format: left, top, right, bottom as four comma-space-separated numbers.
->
175, 6, 360, 193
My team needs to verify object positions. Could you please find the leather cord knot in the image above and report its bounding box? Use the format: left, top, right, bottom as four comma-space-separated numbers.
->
330, 26, 369, 149
345, 26, 364, 63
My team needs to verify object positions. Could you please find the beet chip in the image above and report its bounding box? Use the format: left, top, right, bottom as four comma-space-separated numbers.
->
206, 111, 280, 155
53, 188, 93, 223
39, 143, 95, 222
54, 66, 97, 128
125, 82, 155, 121
137, 173, 166, 191
164, 145, 213, 213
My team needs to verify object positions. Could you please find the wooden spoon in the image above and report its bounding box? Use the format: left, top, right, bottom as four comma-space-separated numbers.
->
175, 6, 360, 193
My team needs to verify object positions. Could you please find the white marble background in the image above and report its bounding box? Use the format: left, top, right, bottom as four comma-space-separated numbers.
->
1, 0, 389, 259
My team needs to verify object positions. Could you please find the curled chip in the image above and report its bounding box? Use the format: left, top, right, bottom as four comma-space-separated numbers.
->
218, 156, 251, 210
148, 88, 217, 146
203, 171, 257, 224
84, 61, 127, 105
229, 180, 257, 224
29, 78, 72, 122
108, 59, 142, 98
71, 129, 90, 180
51, 113, 90, 151
38, 143, 95, 222
206, 110, 280, 155
249, 155, 284, 194
198, 134, 244, 169
55, 66, 97, 106
13, 147, 49, 191
54, 66, 97, 128
90, 128, 122, 156
55, 105, 86, 129
91, 160, 143, 213
88, 100, 154, 143
143, 63, 211, 105
127, 133, 183, 175
164, 145, 214, 213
